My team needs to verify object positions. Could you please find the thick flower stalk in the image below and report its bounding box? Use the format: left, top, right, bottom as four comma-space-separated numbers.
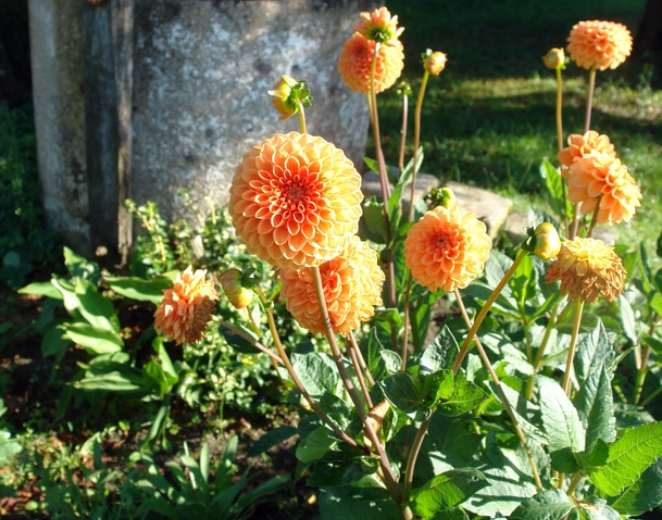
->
567, 20, 633, 71
546, 237, 626, 303
154, 267, 219, 345
405, 202, 492, 292
229, 132, 363, 270
338, 33, 404, 94
567, 151, 642, 225
558, 131, 616, 177
280, 236, 385, 334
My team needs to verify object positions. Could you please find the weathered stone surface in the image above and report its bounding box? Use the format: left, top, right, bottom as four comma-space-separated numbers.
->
28, 0, 89, 254
29, 0, 378, 255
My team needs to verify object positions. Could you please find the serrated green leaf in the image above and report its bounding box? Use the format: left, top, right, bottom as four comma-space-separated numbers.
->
420, 326, 459, 374
424, 369, 454, 407
511, 489, 574, 520
320, 391, 353, 433
320, 487, 400, 520
307, 450, 366, 487
105, 275, 171, 304
291, 353, 340, 400
574, 366, 615, 454
411, 289, 445, 352
537, 375, 585, 454
248, 426, 298, 458
608, 456, 662, 516
411, 469, 487, 518
437, 380, 487, 417
618, 294, 637, 344
382, 372, 428, 419
589, 421, 662, 496
573, 321, 612, 391
361, 197, 387, 244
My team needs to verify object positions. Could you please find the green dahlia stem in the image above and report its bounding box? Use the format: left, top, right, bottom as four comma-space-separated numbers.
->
401, 273, 413, 371
562, 299, 585, 396
402, 414, 433, 506
584, 66, 597, 134
586, 196, 601, 238
455, 289, 542, 491
310, 266, 403, 508
347, 331, 376, 387
555, 67, 564, 155
407, 70, 430, 222
525, 304, 560, 400
399, 90, 409, 172
254, 288, 358, 448
452, 250, 527, 373
345, 335, 373, 409
297, 100, 307, 134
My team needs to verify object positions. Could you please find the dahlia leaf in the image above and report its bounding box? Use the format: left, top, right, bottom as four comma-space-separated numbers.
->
536, 375, 585, 455
437, 380, 487, 417
411, 469, 487, 518
104, 275, 172, 304
574, 365, 616, 454
608, 456, 662, 516
589, 421, 662, 496
419, 325, 460, 374
511, 489, 574, 520
319, 487, 400, 520
573, 320, 613, 388
382, 371, 428, 419
247, 426, 298, 458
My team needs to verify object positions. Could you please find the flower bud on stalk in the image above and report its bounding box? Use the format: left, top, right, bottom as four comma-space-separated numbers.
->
268, 75, 313, 120
524, 223, 562, 260
543, 48, 565, 69
425, 187, 456, 210
219, 268, 254, 309
423, 49, 448, 76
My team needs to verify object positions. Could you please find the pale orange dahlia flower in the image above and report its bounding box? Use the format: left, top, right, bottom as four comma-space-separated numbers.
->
404, 204, 492, 293
558, 131, 615, 178
280, 236, 385, 335
568, 151, 642, 224
154, 267, 219, 345
354, 7, 404, 44
546, 237, 626, 303
338, 33, 404, 94
229, 132, 363, 270
567, 20, 632, 71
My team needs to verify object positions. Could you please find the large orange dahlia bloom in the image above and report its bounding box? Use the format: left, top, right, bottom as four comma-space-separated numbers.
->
568, 151, 642, 224
154, 267, 219, 345
280, 236, 385, 335
229, 132, 363, 270
404, 204, 492, 293
338, 33, 404, 94
546, 237, 626, 303
558, 131, 615, 178
567, 20, 632, 71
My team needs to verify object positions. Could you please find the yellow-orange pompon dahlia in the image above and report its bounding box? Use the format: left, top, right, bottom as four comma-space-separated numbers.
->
558, 131, 615, 178
338, 33, 404, 94
404, 204, 492, 293
546, 237, 626, 303
154, 267, 219, 345
229, 132, 363, 270
567, 20, 632, 71
568, 151, 642, 224
354, 7, 404, 44
280, 236, 385, 334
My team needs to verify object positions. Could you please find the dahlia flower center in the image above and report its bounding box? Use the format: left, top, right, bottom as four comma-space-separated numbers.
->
431, 229, 462, 258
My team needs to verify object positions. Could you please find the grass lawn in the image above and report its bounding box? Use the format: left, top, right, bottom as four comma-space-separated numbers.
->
381, 0, 662, 254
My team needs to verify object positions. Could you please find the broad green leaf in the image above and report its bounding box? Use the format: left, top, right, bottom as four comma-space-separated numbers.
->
307, 450, 366, 487
247, 426, 298, 458
511, 489, 574, 520
382, 372, 428, 419
424, 369, 454, 407
589, 421, 662, 496
320, 391, 353, 433
51, 277, 81, 317
537, 375, 585, 454
608, 456, 662, 516
360, 197, 387, 244
63, 321, 123, 355
411, 289, 445, 352
510, 253, 536, 309
320, 487, 400, 520
0, 431, 22, 462
437, 380, 487, 417
411, 469, 487, 518
76, 365, 147, 393
291, 353, 340, 400
105, 275, 171, 304
75, 277, 119, 332
219, 322, 262, 354
618, 294, 637, 344
573, 366, 616, 454
420, 326, 459, 374
18, 281, 63, 300
574, 321, 612, 388
296, 427, 336, 463
41, 324, 72, 357
540, 159, 570, 220
64, 246, 100, 283
489, 382, 546, 444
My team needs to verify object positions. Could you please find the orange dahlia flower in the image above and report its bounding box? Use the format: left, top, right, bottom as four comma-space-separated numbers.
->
546, 237, 626, 303
154, 267, 219, 345
567, 20, 632, 71
229, 132, 363, 270
354, 7, 404, 44
280, 236, 385, 335
558, 131, 615, 178
338, 33, 404, 94
568, 151, 642, 224
404, 204, 492, 293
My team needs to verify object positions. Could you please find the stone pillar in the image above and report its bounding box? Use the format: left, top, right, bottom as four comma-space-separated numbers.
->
29, 0, 377, 257
28, 0, 89, 255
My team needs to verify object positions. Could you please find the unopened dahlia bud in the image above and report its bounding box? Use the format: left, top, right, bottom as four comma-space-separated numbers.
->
219, 268, 254, 309
423, 50, 448, 76
425, 187, 456, 210
526, 223, 561, 260
543, 48, 565, 69
268, 75, 312, 120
